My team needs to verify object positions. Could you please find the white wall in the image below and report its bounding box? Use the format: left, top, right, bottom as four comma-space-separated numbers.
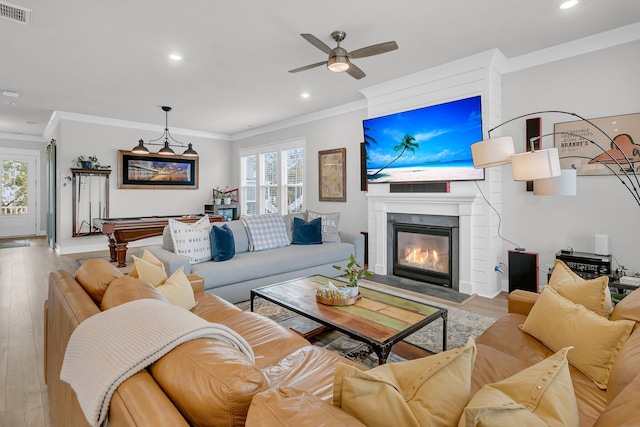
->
232, 108, 369, 236
501, 40, 640, 282
55, 119, 232, 254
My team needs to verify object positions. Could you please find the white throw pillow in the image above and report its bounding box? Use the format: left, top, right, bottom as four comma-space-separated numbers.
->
306, 210, 341, 243
169, 216, 212, 264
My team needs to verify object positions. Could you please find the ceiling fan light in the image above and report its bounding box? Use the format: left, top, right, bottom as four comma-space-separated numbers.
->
327, 55, 350, 72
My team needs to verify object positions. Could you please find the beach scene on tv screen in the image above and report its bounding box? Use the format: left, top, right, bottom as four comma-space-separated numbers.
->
365, 96, 484, 183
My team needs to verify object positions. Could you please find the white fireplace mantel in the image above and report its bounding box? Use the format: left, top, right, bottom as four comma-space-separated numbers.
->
366, 191, 493, 296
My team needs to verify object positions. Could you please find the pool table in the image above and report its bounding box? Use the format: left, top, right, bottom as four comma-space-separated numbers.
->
93, 214, 224, 267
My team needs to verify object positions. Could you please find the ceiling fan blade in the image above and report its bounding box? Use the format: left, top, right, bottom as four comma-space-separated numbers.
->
300, 33, 332, 55
346, 62, 366, 80
288, 61, 327, 73
348, 41, 398, 59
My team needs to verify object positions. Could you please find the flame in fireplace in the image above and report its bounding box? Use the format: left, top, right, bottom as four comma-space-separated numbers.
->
404, 247, 444, 272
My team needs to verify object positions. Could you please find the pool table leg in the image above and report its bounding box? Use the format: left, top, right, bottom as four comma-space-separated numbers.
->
107, 237, 117, 263
115, 243, 129, 268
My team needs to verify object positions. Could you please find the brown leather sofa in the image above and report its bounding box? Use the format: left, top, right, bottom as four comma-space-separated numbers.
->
46, 258, 640, 426
243, 289, 640, 427
44, 258, 365, 426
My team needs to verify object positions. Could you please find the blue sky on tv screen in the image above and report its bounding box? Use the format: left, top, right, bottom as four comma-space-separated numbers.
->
364, 96, 482, 169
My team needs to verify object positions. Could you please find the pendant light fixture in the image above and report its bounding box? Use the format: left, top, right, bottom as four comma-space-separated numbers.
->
131, 106, 198, 157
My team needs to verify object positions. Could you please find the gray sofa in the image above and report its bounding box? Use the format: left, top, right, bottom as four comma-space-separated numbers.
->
148, 216, 363, 303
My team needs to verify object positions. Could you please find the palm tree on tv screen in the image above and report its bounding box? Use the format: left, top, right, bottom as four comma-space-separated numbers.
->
363, 125, 378, 162
370, 134, 419, 177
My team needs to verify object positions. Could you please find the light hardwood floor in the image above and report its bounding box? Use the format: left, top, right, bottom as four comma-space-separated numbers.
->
0, 236, 507, 427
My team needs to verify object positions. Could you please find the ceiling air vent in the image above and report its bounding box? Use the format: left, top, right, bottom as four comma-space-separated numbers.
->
0, 1, 32, 25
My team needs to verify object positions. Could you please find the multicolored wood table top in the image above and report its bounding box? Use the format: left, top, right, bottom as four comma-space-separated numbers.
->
251, 275, 447, 364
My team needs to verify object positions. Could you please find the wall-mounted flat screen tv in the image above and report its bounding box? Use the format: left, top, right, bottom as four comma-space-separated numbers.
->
364, 95, 484, 184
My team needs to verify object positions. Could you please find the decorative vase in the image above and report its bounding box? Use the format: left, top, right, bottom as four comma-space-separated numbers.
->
214, 198, 222, 205
348, 285, 359, 297
82, 161, 93, 169
223, 197, 232, 205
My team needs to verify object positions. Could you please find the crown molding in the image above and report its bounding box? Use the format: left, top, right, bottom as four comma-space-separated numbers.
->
42, 110, 231, 142
499, 21, 640, 74
0, 132, 46, 142
230, 99, 367, 140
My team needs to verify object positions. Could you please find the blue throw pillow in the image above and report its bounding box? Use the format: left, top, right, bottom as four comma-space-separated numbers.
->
210, 224, 235, 261
292, 217, 322, 245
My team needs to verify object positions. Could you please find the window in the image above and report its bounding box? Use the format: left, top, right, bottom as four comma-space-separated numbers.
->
1, 159, 28, 215
240, 140, 305, 216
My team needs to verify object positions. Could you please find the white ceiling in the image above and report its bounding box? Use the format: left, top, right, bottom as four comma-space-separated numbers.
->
1, 0, 640, 140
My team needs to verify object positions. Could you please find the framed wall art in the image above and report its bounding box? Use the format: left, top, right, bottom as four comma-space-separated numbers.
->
555, 112, 640, 176
319, 148, 346, 202
118, 150, 199, 189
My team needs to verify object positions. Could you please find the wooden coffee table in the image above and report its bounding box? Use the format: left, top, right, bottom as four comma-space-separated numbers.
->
251, 275, 447, 364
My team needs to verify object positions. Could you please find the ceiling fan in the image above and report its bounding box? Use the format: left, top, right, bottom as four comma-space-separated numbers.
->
288, 31, 398, 80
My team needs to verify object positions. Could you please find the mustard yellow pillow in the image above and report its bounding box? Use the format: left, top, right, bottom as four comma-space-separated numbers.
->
128, 249, 164, 278
333, 338, 476, 427
130, 254, 168, 287
521, 287, 634, 389
549, 259, 612, 317
155, 267, 196, 310
459, 347, 578, 427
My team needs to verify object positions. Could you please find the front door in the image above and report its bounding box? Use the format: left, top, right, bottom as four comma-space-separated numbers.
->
0, 150, 37, 238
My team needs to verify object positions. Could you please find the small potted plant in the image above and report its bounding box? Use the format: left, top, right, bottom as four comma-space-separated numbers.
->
333, 254, 373, 297
213, 186, 226, 205
75, 155, 100, 169
64, 155, 104, 185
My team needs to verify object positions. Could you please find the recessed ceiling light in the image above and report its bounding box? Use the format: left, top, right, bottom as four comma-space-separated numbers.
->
560, 0, 578, 9
2, 90, 19, 98
301, 92, 310, 98
169, 54, 183, 61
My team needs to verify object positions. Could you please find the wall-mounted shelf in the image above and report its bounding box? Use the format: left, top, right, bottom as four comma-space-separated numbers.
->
71, 168, 111, 236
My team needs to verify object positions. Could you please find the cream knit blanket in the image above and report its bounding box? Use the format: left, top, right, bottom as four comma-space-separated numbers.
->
60, 299, 254, 427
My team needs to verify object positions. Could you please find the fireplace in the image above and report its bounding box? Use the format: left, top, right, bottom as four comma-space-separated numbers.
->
387, 213, 459, 290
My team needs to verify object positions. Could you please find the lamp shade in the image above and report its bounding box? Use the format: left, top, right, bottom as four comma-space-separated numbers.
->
182, 143, 198, 157
470, 137, 515, 168
511, 148, 561, 181
158, 141, 175, 155
131, 139, 149, 154
533, 169, 577, 196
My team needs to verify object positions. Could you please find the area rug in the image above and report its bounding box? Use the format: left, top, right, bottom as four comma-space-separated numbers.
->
0, 239, 30, 249
237, 285, 498, 368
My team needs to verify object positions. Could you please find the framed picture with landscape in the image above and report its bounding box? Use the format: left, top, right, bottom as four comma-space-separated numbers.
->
118, 150, 199, 189
319, 148, 346, 202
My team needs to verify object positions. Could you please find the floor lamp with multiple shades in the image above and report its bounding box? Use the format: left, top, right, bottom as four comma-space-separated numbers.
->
470, 110, 640, 207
